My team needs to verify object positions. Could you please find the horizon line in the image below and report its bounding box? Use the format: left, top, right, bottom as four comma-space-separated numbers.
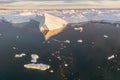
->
0, 5, 120, 10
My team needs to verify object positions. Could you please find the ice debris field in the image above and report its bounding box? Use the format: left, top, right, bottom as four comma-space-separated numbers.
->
1, 9, 120, 23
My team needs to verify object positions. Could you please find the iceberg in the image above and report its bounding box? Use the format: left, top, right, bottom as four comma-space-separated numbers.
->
39, 13, 67, 40
24, 63, 50, 71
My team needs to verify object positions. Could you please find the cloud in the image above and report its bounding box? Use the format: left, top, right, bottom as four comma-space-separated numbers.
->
0, 0, 120, 7
0, 0, 20, 4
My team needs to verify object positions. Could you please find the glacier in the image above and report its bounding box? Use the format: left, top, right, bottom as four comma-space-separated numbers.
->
1, 9, 120, 23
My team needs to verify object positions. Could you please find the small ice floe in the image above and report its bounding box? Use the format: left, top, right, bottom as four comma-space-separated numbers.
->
64, 63, 68, 67
104, 35, 109, 38
47, 41, 50, 43
57, 56, 62, 60
49, 70, 54, 73
0, 33, 2, 36
64, 40, 70, 43
107, 54, 117, 60
31, 59, 37, 63
16, 35, 19, 39
12, 47, 17, 50
24, 63, 50, 71
15, 53, 26, 58
49, 59, 52, 62
77, 40, 83, 43
116, 24, 119, 27
74, 27, 83, 32
117, 68, 120, 71
63, 46, 67, 48
97, 66, 101, 69
31, 54, 39, 63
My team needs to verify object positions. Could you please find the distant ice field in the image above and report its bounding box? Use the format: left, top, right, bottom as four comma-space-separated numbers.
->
0, 9, 120, 23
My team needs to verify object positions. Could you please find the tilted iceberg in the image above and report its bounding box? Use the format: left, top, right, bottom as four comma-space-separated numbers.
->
39, 13, 67, 40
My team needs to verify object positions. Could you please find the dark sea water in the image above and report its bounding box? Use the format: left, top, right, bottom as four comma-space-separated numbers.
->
0, 20, 120, 80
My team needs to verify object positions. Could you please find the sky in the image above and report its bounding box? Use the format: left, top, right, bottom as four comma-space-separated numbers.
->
0, 0, 120, 8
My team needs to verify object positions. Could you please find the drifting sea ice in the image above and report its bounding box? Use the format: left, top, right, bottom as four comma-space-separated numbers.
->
74, 27, 83, 32
24, 63, 50, 71
64, 40, 70, 43
77, 40, 83, 43
104, 35, 109, 38
0, 33, 2, 36
107, 54, 117, 60
15, 53, 26, 58
64, 63, 68, 67
49, 70, 54, 73
31, 54, 39, 63
12, 47, 17, 50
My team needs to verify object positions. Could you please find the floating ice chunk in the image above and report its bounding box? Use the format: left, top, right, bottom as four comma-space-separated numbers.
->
0, 33, 2, 36
79, 27, 83, 32
49, 70, 54, 73
64, 64, 68, 67
24, 63, 50, 71
15, 53, 26, 58
31, 54, 39, 63
97, 66, 101, 69
57, 56, 62, 60
16, 35, 19, 39
107, 54, 116, 60
47, 41, 50, 43
63, 46, 67, 48
117, 68, 120, 71
77, 40, 83, 43
39, 13, 67, 40
12, 47, 17, 50
64, 40, 70, 43
31, 59, 37, 63
104, 35, 109, 38
49, 59, 52, 62
116, 24, 120, 27
31, 54, 39, 60
74, 27, 80, 30
74, 27, 83, 32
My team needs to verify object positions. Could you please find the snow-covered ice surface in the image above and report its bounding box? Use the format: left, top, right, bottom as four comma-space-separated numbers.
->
1, 9, 120, 23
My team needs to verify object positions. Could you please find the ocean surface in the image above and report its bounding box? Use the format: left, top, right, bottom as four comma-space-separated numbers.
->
0, 20, 120, 80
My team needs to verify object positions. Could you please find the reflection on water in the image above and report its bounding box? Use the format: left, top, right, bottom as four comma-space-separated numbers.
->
0, 20, 120, 80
